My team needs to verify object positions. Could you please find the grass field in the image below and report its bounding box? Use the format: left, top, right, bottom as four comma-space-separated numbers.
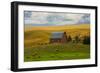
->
24, 24, 90, 62
24, 43, 90, 61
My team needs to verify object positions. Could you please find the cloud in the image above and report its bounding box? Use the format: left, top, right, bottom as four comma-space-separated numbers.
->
24, 11, 90, 26
78, 14, 90, 24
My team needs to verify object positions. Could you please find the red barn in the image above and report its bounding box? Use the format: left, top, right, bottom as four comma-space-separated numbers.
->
50, 32, 67, 43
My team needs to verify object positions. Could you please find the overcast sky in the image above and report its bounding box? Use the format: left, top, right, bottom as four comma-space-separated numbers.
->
24, 11, 90, 26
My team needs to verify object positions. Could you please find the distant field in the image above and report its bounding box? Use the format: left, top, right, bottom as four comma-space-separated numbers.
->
25, 24, 90, 31
24, 24, 90, 62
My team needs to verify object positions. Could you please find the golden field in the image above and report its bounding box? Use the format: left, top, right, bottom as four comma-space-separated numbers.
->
24, 24, 90, 48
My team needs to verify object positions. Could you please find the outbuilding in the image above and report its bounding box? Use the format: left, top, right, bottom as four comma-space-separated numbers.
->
50, 32, 67, 43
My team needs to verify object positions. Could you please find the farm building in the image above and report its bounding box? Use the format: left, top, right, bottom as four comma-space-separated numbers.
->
50, 32, 67, 43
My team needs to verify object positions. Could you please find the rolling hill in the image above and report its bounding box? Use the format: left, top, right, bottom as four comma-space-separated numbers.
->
24, 24, 90, 48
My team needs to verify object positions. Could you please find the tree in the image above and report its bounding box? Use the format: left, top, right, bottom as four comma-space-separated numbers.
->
74, 35, 80, 43
83, 36, 90, 44
67, 35, 72, 42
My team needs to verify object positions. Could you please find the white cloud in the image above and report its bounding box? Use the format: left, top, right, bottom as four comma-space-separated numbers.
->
24, 11, 89, 25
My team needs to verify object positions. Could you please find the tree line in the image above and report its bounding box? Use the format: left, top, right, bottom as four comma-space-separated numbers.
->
67, 35, 90, 45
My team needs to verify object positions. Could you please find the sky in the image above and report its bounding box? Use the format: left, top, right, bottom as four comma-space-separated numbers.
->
24, 11, 90, 26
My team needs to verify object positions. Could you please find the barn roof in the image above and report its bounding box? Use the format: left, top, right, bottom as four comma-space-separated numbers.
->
50, 32, 65, 39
